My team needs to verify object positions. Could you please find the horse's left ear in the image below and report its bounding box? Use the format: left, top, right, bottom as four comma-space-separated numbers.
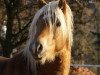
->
38, 0, 47, 8
58, 0, 67, 13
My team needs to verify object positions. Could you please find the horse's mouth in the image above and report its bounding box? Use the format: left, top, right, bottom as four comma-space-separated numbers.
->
34, 57, 42, 60
33, 54, 42, 60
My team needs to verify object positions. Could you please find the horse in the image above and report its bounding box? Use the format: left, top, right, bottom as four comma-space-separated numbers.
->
0, 0, 73, 75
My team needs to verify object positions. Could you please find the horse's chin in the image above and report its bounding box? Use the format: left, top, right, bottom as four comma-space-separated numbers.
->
34, 54, 55, 64
34, 57, 46, 64
33, 48, 56, 64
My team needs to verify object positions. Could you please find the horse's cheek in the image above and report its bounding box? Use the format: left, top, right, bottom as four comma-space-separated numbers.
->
54, 31, 64, 51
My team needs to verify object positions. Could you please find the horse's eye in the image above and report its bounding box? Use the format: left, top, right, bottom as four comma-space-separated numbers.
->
56, 21, 61, 27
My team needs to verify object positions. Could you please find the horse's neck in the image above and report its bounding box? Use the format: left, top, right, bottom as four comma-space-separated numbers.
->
0, 48, 71, 75
37, 56, 61, 75
37, 48, 71, 75
0, 53, 33, 75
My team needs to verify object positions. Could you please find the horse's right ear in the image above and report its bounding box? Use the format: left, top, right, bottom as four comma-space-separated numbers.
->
58, 0, 67, 14
38, 0, 47, 8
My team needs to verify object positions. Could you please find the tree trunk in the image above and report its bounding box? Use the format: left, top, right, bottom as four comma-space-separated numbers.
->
3, 0, 15, 57
3, 43, 13, 57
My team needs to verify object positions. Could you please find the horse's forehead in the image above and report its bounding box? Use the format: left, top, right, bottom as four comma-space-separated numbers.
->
36, 12, 55, 27
34, 2, 63, 32
36, 15, 47, 27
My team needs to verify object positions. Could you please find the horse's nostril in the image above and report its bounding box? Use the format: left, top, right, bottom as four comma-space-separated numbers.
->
35, 41, 43, 53
37, 44, 43, 52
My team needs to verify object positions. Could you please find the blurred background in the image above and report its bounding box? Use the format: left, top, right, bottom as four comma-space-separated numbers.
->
0, 0, 99, 74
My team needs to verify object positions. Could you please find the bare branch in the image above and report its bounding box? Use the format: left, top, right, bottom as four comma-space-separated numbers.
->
15, 9, 21, 31
13, 34, 27, 49
75, 0, 84, 8
18, 3, 36, 14
13, 17, 33, 37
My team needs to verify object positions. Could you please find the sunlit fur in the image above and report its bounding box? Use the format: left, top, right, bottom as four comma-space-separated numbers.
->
23, 0, 73, 75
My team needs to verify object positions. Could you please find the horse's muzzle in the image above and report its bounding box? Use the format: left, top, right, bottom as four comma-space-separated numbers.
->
29, 40, 43, 60
35, 41, 43, 54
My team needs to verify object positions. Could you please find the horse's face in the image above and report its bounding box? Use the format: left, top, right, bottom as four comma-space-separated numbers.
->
29, 0, 70, 64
